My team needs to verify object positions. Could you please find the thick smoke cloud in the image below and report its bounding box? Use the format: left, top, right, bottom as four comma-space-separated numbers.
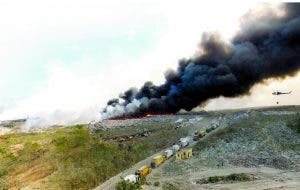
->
101, 3, 300, 119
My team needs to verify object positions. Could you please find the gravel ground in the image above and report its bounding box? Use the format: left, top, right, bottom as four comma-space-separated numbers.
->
196, 114, 300, 170
144, 107, 300, 190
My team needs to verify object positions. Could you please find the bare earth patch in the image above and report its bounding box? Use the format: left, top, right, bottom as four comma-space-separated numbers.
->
9, 163, 54, 190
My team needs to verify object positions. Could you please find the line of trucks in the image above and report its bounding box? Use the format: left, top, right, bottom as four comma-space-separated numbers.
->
121, 130, 207, 183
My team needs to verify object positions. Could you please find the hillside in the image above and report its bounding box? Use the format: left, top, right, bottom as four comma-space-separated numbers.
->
0, 120, 188, 189
145, 106, 300, 190
0, 105, 299, 190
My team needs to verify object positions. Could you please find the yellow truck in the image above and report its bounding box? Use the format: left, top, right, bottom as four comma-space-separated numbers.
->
151, 155, 166, 168
199, 130, 206, 137
193, 130, 206, 141
135, 165, 151, 178
176, 148, 193, 160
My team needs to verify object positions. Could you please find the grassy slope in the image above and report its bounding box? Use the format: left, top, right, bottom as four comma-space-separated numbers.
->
0, 122, 187, 190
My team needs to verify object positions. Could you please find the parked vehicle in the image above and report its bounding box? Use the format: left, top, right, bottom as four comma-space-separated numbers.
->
124, 174, 139, 183
175, 148, 193, 160
199, 130, 206, 137
135, 165, 151, 178
179, 137, 189, 147
193, 131, 200, 141
193, 130, 206, 141
151, 155, 166, 168
164, 149, 173, 159
119, 134, 195, 185
172, 144, 180, 152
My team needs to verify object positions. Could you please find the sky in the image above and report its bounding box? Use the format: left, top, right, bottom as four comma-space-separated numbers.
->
0, 0, 299, 129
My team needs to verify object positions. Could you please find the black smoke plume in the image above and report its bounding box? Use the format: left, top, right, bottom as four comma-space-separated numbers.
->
101, 3, 300, 119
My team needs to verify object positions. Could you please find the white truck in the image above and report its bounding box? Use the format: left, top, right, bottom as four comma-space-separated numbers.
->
164, 149, 174, 159
179, 137, 190, 147
172, 144, 180, 152
123, 174, 139, 183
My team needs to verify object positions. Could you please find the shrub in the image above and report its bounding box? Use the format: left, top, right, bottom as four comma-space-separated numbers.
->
18, 141, 43, 162
198, 173, 252, 184
226, 173, 251, 181
116, 180, 141, 190
208, 175, 224, 183
287, 118, 300, 133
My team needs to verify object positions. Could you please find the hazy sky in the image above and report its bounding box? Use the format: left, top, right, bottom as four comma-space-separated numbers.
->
0, 0, 299, 127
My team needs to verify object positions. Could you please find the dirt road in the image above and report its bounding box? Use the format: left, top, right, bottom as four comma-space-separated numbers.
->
146, 166, 300, 190
93, 149, 172, 190
93, 117, 220, 190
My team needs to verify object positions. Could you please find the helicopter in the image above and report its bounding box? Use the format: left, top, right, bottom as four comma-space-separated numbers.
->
272, 91, 292, 95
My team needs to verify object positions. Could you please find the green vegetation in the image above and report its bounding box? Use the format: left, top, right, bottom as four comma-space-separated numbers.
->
115, 174, 149, 190
116, 180, 141, 190
51, 126, 151, 189
0, 122, 187, 190
208, 173, 251, 183
287, 117, 300, 133
196, 173, 252, 184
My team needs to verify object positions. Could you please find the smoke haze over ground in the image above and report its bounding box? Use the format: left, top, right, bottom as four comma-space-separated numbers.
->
101, 3, 300, 119
1, 2, 300, 130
